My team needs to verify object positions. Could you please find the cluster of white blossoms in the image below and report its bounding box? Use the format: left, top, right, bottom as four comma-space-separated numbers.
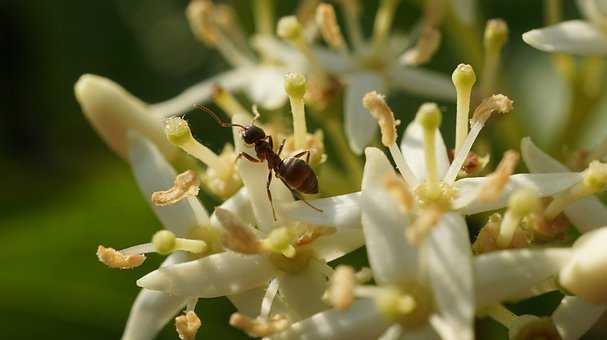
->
75, 1, 607, 340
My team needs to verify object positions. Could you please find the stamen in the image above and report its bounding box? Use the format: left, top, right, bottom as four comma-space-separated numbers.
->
294, 225, 336, 246
400, 27, 441, 66
96, 245, 146, 269
406, 207, 443, 246
260, 278, 280, 319
544, 161, 607, 220
284, 73, 308, 150
230, 313, 290, 338
277, 16, 323, 76
444, 94, 513, 184
372, 0, 402, 49
355, 267, 373, 284
214, 4, 249, 51
253, 0, 274, 36
384, 172, 414, 213
165, 117, 230, 177
175, 311, 201, 340
336, 0, 364, 51
481, 19, 509, 97
214, 207, 264, 255
212, 86, 252, 119
484, 304, 517, 329
152, 230, 207, 255
496, 188, 541, 249
472, 213, 531, 254
151, 170, 200, 206
478, 150, 519, 203
415, 103, 442, 185
316, 3, 347, 51
363, 91, 418, 188
375, 287, 416, 320
328, 265, 356, 310
451, 64, 477, 153
261, 227, 297, 258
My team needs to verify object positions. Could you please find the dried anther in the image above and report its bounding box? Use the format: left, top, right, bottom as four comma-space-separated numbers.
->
230, 313, 290, 337
294, 225, 336, 246
478, 150, 519, 202
96, 245, 146, 269
384, 172, 414, 213
328, 265, 356, 310
471, 94, 513, 124
152, 170, 200, 206
175, 311, 201, 340
215, 208, 263, 254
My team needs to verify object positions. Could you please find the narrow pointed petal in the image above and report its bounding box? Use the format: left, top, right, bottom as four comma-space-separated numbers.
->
401, 121, 450, 181
552, 296, 606, 340
276, 260, 329, 320
128, 132, 210, 236
425, 213, 474, 340
279, 192, 361, 229
362, 148, 419, 285
453, 173, 582, 215
209, 187, 256, 230
122, 253, 189, 340
450, 0, 476, 25
344, 72, 386, 154
227, 288, 267, 318
244, 66, 289, 110
387, 65, 455, 101
268, 299, 391, 340
577, 0, 607, 27
522, 137, 607, 232
149, 67, 256, 118
523, 20, 607, 56
137, 252, 276, 297
379, 325, 402, 340
311, 229, 365, 262
474, 248, 572, 308
75, 74, 177, 159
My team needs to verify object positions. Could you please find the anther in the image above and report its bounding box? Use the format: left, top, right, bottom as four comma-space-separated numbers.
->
175, 310, 201, 340
451, 64, 477, 153
478, 150, 519, 202
152, 170, 200, 206
316, 3, 347, 51
262, 227, 297, 258
215, 207, 264, 255
496, 188, 541, 249
328, 265, 356, 310
400, 27, 441, 66
384, 172, 414, 213
230, 313, 290, 338
96, 245, 146, 269
284, 73, 308, 150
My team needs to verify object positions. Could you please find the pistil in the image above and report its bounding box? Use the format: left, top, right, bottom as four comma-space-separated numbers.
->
284, 73, 308, 150
416, 103, 442, 187
496, 188, 541, 249
451, 64, 477, 153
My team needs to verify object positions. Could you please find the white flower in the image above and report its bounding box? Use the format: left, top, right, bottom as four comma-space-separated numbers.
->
523, 0, 607, 55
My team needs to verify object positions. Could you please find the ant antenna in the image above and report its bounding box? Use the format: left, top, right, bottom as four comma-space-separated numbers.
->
251, 105, 261, 125
194, 104, 246, 130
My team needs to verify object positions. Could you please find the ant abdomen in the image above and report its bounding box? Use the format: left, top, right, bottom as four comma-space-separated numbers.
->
279, 158, 319, 194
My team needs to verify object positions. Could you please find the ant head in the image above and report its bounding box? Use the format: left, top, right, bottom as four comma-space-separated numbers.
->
242, 125, 266, 144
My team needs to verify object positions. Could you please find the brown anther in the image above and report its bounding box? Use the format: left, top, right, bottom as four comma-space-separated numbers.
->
363, 91, 398, 147
329, 265, 356, 310
478, 150, 519, 202
401, 27, 442, 66
152, 170, 200, 206
295, 225, 337, 246
96, 245, 146, 269
214, 208, 263, 254
407, 207, 443, 245
175, 311, 201, 340
354, 267, 373, 284
316, 3, 346, 50
384, 172, 414, 213
472, 214, 530, 254
531, 211, 571, 242
471, 94, 513, 125
229, 313, 290, 337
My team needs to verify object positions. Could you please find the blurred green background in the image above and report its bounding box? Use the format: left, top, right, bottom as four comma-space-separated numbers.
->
1, 0, 605, 339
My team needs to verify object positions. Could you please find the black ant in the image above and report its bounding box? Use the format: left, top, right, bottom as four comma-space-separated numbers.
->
195, 104, 322, 220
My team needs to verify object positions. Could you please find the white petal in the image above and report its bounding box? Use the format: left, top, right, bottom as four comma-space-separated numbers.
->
311, 229, 365, 262
453, 173, 583, 215
268, 299, 391, 340
128, 132, 210, 236
425, 213, 474, 340
243, 66, 289, 110
344, 72, 386, 155
387, 65, 455, 101
209, 187, 256, 230
279, 192, 361, 229
227, 288, 266, 318
250, 36, 306, 69
149, 67, 256, 118
523, 20, 607, 56
379, 325, 403, 340
400, 121, 450, 181
137, 252, 276, 297
400, 323, 440, 340
276, 260, 329, 320
577, 0, 607, 27
362, 148, 419, 285
75, 74, 176, 160
552, 296, 606, 340
474, 248, 572, 308
232, 114, 293, 231
521, 137, 607, 232
122, 253, 189, 340
449, 0, 476, 25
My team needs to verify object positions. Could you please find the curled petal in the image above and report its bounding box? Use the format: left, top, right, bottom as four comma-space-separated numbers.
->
279, 192, 361, 230
523, 20, 607, 56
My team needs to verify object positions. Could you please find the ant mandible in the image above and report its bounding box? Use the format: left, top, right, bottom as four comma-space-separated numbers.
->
194, 104, 322, 220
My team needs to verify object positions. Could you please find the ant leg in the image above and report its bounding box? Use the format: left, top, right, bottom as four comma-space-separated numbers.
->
278, 178, 323, 213
267, 135, 274, 150
277, 139, 287, 157
292, 150, 311, 164
266, 171, 277, 221
235, 152, 262, 164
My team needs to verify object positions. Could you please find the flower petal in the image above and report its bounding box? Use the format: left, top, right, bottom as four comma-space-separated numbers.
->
449, 0, 477, 25
276, 260, 329, 320
387, 65, 455, 101
137, 252, 276, 297
209, 187, 256, 230
577, 0, 607, 27
474, 248, 572, 308
344, 72, 386, 155
268, 299, 391, 340
523, 20, 607, 56
425, 213, 474, 340
128, 132, 210, 236
362, 147, 419, 285
279, 192, 361, 229
400, 121, 450, 181
311, 229, 365, 262
552, 296, 606, 340
520, 137, 568, 173
453, 173, 583, 215
400, 323, 440, 340
243, 66, 289, 110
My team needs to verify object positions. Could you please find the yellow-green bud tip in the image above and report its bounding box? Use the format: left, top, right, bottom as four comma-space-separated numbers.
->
484, 19, 509, 50
452, 64, 476, 89
277, 16, 302, 41
284, 72, 307, 98
152, 230, 177, 255
415, 103, 442, 130
165, 117, 193, 146
508, 188, 541, 216
584, 161, 607, 192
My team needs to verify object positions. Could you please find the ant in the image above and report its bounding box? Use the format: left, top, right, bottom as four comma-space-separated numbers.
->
194, 104, 322, 220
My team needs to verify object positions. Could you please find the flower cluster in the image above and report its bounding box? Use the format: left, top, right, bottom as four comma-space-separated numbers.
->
75, 1, 607, 340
